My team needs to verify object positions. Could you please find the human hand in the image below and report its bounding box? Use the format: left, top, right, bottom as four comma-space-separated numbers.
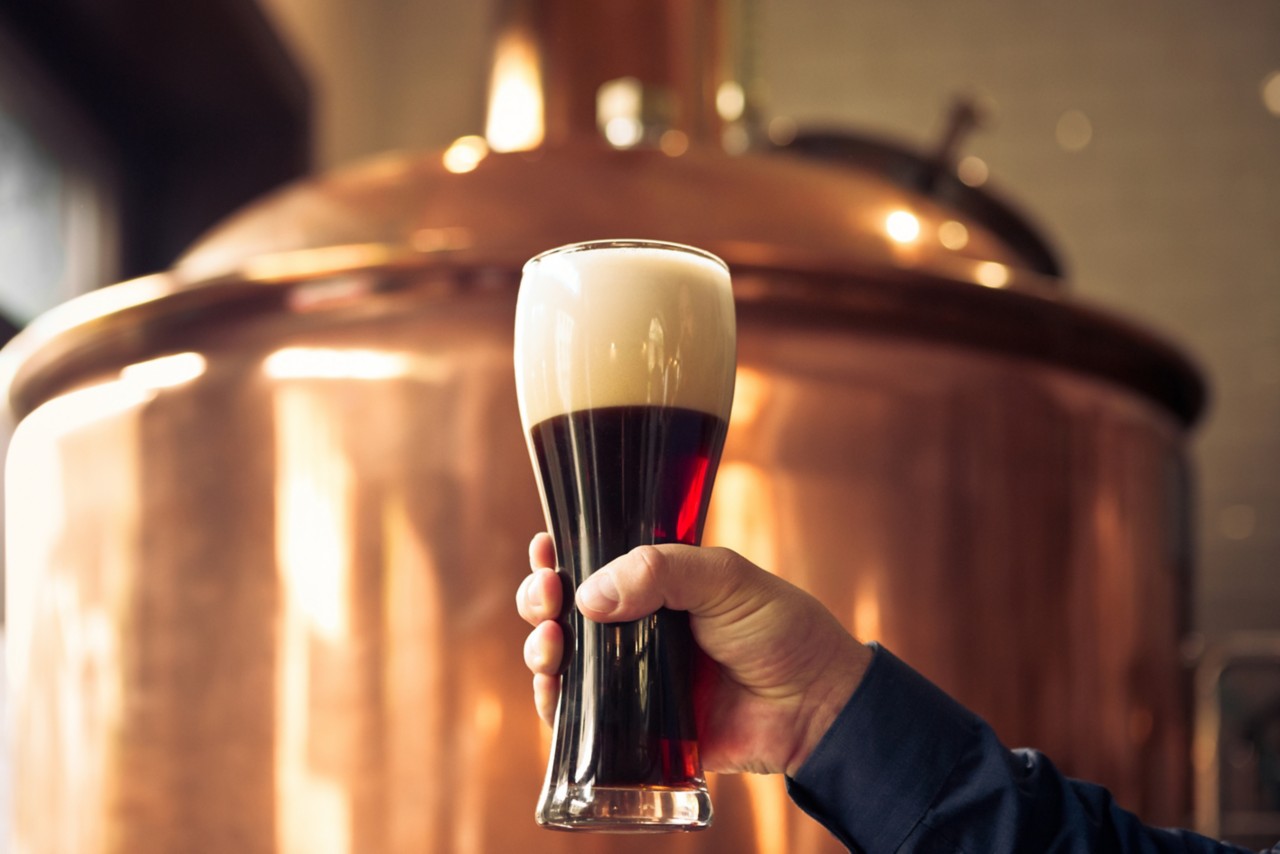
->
515, 533, 872, 777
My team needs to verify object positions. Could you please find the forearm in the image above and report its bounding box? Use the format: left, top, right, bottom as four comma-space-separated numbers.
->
786, 645, 1271, 854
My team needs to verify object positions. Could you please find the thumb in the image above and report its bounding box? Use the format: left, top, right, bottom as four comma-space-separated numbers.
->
576, 544, 777, 622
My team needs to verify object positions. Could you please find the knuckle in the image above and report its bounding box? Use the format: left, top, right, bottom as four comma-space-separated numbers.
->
628, 544, 669, 601
705, 546, 740, 573
702, 546, 762, 616
631, 544, 667, 583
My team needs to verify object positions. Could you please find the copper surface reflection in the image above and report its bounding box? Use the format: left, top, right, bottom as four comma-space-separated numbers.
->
244, 245, 403, 284
273, 385, 355, 851
275, 386, 353, 639
851, 575, 882, 645
380, 484, 445, 850
443, 136, 490, 175
8, 378, 146, 852
704, 462, 778, 573
728, 366, 768, 428
742, 774, 790, 854
485, 30, 543, 152
885, 210, 921, 244
120, 352, 207, 389
263, 347, 454, 383
975, 260, 1010, 288
454, 691, 505, 854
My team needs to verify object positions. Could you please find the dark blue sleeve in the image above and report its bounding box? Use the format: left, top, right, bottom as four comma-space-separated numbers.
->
785, 643, 1280, 854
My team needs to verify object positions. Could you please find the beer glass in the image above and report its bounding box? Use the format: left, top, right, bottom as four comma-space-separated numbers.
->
514, 240, 736, 831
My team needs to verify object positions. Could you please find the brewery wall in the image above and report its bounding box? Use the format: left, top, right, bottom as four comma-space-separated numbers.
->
257, 0, 1280, 640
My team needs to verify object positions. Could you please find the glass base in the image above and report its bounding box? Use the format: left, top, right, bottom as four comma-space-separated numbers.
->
536, 784, 713, 832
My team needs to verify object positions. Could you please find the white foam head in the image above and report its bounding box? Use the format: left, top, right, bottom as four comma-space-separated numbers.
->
514, 240, 736, 428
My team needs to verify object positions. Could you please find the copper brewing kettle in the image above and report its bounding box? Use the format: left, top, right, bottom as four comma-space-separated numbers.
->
3, 2, 1203, 852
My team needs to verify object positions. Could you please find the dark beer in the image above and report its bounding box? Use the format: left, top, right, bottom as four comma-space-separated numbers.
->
529, 404, 728, 789
515, 239, 735, 830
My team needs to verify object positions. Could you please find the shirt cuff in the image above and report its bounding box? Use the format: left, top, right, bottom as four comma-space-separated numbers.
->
785, 643, 983, 853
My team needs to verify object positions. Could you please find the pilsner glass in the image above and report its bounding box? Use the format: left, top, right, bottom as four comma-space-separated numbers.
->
514, 240, 736, 831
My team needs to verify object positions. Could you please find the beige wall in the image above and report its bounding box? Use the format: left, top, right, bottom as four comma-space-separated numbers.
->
260, 0, 490, 169
259, 0, 1280, 638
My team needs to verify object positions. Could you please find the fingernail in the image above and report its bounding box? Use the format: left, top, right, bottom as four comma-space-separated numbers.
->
578, 571, 620, 613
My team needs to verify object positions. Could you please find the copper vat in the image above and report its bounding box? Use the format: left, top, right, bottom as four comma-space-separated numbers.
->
3, 2, 1204, 851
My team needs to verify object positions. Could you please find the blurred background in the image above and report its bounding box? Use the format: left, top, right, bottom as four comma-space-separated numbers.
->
5, 0, 1276, 635
255, 0, 1280, 638
0, 0, 1277, 851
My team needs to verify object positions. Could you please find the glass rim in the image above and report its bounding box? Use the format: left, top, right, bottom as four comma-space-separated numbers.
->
523, 239, 728, 274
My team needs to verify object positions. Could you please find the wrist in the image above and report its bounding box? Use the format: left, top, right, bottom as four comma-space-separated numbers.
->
785, 638, 873, 777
